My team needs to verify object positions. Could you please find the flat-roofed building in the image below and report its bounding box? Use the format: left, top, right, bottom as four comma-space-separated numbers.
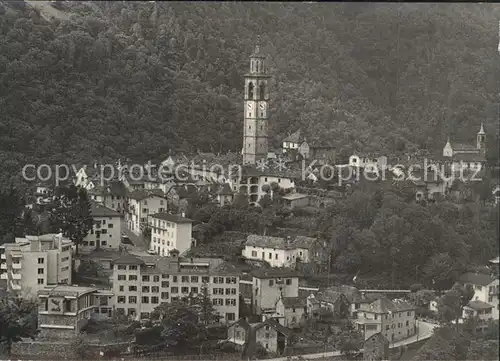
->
0, 233, 72, 298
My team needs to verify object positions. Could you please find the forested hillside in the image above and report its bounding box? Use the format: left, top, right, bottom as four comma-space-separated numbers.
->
1, 1, 499, 186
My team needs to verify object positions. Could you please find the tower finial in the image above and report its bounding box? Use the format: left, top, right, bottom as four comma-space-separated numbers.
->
255, 35, 261, 54
479, 122, 485, 134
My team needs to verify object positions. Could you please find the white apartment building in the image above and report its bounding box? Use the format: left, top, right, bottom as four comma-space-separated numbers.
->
458, 272, 499, 320
149, 213, 194, 256
80, 202, 124, 254
252, 268, 301, 315
126, 190, 167, 236
356, 298, 416, 343
0, 233, 72, 298
111, 251, 239, 323
242, 235, 317, 268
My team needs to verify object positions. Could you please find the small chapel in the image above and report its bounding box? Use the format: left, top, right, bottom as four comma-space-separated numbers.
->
442, 123, 487, 165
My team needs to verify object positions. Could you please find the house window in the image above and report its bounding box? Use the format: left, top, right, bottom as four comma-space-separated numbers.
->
129, 286, 137, 292
38, 268, 44, 274
142, 297, 149, 303
37, 279, 44, 284
269, 280, 274, 286
151, 297, 159, 304
142, 276, 150, 282
129, 296, 137, 304
286, 279, 291, 285
129, 265, 137, 271
117, 296, 126, 304
251, 251, 257, 257
118, 265, 126, 270
118, 275, 126, 281
119, 286, 124, 292
38, 258, 44, 264
129, 275, 137, 281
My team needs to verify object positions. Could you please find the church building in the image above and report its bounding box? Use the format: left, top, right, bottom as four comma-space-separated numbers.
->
442, 123, 487, 171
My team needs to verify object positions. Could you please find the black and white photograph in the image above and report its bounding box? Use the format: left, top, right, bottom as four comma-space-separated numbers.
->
0, 1, 499, 360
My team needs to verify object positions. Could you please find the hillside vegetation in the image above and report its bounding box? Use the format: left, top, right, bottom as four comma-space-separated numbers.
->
0, 2, 499, 186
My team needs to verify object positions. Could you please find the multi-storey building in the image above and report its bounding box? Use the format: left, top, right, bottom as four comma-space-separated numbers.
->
0, 234, 72, 298
458, 272, 499, 320
229, 168, 295, 206
148, 213, 194, 256
126, 190, 167, 236
251, 268, 300, 315
111, 250, 239, 323
80, 201, 124, 253
355, 298, 416, 343
243, 235, 317, 268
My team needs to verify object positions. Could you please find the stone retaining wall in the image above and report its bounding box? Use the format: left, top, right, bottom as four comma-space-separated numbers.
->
11, 339, 132, 359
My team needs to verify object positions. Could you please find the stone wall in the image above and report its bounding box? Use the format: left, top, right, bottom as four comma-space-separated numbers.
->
11, 339, 132, 359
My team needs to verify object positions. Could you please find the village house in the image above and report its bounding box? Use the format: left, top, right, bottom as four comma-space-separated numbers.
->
441, 123, 487, 173
349, 154, 388, 171
80, 202, 123, 254
198, 183, 234, 206
282, 129, 302, 155
126, 190, 167, 236
458, 272, 499, 320
306, 290, 351, 321
148, 213, 194, 256
274, 295, 307, 328
111, 251, 239, 323
74, 165, 102, 190
0, 233, 72, 298
251, 268, 301, 315
355, 297, 416, 343
242, 234, 317, 268
227, 317, 293, 356
229, 166, 296, 206
363, 333, 390, 361
165, 184, 198, 213
87, 181, 128, 214
281, 193, 310, 209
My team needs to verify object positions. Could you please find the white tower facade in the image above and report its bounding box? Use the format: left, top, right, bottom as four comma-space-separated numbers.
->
242, 41, 271, 165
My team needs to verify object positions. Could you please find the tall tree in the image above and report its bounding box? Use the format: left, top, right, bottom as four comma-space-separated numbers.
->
0, 187, 24, 244
0, 295, 38, 354
49, 185, 93, 255
437, 283, 474, 331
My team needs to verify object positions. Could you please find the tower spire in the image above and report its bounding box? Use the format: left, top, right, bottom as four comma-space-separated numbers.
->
478, 122, 485, 134
255, 35, 261, 54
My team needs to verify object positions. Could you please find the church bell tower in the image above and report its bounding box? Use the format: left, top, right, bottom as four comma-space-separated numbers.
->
242, 38, 271, 165
477, 122, 486, 155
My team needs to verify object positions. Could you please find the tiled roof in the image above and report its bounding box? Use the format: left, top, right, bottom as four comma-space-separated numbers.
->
90, 201, 123, 217
452, 153, 485, 162
450, 143, 477, 151
459, 272, 497, 286
245, 234, 316, 250
251, 268, 301, 279
113, 254, 145, 265
283, 129, 302, 144
282, 297, 307, 308
467, 300, 493, 311
150, 213, 193, 224
360, 298, 415, 314
128, 189, 165, 201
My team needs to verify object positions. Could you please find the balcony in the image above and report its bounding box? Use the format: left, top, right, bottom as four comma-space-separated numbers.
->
1, 253, 5, 260
0, 273, 7, 280
1, 263, 7, 270
249, 185, 259, 194
11, 252, 22, 259
10, 281, 21, 290
12, 262, 22, 269
11, 272, 21, 280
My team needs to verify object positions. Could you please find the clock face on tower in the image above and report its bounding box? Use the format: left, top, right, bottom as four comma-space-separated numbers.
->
259, 103, 266, 111
247, 102, 253, 111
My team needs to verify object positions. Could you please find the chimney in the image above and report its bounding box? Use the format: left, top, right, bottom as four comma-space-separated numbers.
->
181, 211, 186, 218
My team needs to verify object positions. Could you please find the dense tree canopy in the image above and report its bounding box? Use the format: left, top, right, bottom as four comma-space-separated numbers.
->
0, 2, 499, 187
316, 185, 499, 288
